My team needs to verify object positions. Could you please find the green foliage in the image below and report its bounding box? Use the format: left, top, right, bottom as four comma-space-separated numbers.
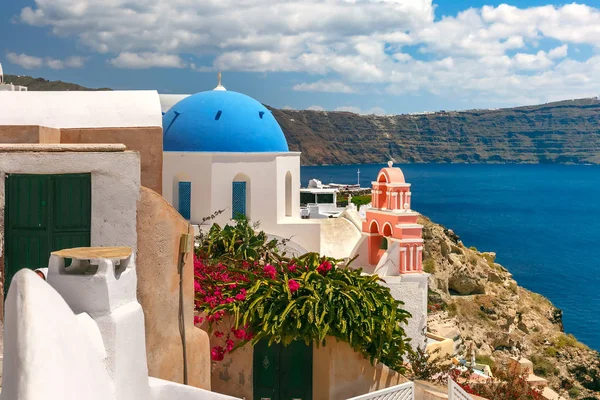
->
351, 195, 372, 210
476, 354, 495, 368
568, 387, 580, 398
405, 345, 453, 383
553, 333, 587, 350
423, 258, 436, 274
530, 355, 557, 377
544, 347, 558, 357
197, 218, 413, 372
469, 246, 478, 251
196, 216, 281, 263
482, 253, 496, 268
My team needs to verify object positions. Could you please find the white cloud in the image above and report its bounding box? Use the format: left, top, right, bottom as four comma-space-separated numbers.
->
548, 44, 568, 59
15, 0, 600, 104
7, 52, 43, 69
109, 52, 185, 69
307, 105, 325, 111
293, 80, 355, 94
7, 52, 86, 69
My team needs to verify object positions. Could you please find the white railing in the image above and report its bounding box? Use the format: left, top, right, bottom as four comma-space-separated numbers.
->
347, 382, 414, 400
448, 379, 473, 400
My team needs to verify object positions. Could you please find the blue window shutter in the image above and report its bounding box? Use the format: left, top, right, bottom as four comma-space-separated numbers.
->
178, 181, 191, 220
232, 182, 247, 219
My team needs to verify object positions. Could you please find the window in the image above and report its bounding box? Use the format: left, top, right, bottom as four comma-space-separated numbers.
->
232, 181, 247, 219
178, 181, 191, 220
285, 172, 292, 217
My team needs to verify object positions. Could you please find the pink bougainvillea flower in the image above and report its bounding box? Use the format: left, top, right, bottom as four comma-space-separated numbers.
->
232, 328, 246, 339
194, 315, 203, 325
211, 346, 225, 361
226, 339, 235, 352
288, 264, 298, 273
214, 331, 224, 338
235, 292, 246, 301
288, 279, 300, 293
317, 260, 333, 275
263, 264, 277, 279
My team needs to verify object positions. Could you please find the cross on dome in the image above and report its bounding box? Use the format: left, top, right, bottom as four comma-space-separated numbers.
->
213, 71, 226, 91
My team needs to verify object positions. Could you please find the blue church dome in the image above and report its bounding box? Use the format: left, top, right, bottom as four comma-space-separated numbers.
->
163, 89, 289, 152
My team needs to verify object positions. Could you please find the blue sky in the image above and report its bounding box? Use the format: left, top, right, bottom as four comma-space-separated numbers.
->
2, 0, 600, 114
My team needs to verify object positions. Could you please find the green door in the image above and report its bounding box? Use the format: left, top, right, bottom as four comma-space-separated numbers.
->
253, 340, 313, 400
4, 174, 91, 293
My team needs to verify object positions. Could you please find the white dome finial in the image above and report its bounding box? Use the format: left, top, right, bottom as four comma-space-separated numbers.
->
213, 71, 226, 91
0, 61, 3, 84
388, 160, 393, 168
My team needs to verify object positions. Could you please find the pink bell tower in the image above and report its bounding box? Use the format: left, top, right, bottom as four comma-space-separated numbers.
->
361, 162, 424, 274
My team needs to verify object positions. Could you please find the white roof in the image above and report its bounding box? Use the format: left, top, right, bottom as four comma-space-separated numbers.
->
0, 90, 162, 129
159, 94, 190, 113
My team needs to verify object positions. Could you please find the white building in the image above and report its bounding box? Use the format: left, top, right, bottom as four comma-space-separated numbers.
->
0, 62, 28, 92
161, 79, 320, 253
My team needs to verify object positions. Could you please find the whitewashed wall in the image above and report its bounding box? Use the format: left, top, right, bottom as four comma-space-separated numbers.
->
380, 274, 428, 351
162, 151, 321, 252
0, 150, 141, 259
0, 91, 162, 129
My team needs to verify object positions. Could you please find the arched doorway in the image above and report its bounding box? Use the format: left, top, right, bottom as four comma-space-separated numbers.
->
285, 171, 292, 217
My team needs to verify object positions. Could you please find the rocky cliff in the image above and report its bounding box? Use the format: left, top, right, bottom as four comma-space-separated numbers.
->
6, 73, 600, 165
272, 98, 600, 165
421, 215, 600, 399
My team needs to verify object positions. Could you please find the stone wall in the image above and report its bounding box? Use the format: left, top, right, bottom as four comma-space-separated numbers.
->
136, 187, 211, 389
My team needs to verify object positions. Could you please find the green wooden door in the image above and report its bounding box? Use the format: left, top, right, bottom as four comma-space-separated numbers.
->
253, 341, 312, 400
4, 174, 91, 293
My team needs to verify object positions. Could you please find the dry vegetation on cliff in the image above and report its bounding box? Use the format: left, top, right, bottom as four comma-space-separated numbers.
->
421, 216, 600, 399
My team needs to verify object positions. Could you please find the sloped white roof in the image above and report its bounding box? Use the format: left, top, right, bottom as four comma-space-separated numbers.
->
159, 94, 190, 113
0, 90, 162, 129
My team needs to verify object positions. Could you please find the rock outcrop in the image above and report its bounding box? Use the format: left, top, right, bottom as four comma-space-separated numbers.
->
421, 215, 600, 399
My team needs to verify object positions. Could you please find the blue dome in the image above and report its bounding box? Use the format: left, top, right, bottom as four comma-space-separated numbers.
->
163, 90, 289, 152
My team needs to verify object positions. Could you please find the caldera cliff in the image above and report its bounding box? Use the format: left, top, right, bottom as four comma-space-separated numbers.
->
421, 215, 600, 399
272, 98, 600, 165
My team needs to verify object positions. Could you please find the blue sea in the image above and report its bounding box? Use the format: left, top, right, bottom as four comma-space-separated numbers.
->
301, 164, 600, 351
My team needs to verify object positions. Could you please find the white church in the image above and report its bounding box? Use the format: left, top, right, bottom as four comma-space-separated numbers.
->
160, 76, 321, 253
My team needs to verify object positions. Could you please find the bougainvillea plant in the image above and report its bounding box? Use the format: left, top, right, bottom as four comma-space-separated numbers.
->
194, 217, 413, 372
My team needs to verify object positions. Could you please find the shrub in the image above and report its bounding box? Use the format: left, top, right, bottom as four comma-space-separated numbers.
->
544, 347, 558, 357
476, 354, 495, 368
469, 246, 478, 252
194, 218, 413, 371
423, 258, 436, 274
553, 333, 586, 350
568, 387, 580, 398
530, 355, 557, 377
468, 254, 479, 266
460, 368, 545, 400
